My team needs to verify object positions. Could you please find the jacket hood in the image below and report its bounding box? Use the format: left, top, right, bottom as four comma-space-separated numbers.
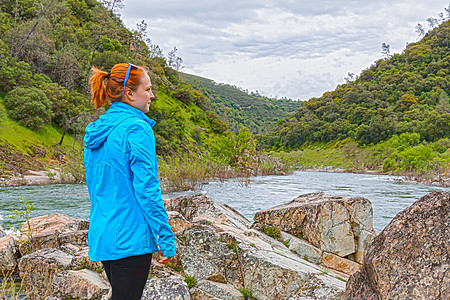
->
84, 101, 156, 149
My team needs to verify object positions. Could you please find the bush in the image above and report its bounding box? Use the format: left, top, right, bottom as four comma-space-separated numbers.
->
3, 87, 52, 130
184, 275, 197, 289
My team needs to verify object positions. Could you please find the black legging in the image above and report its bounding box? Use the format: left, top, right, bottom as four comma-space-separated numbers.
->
102, 253, 152, 300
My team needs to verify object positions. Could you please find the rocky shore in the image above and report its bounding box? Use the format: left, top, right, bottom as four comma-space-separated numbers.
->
0, 191, 448, 299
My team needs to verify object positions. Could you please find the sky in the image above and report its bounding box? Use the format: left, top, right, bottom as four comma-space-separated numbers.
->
119, 0, 449, 101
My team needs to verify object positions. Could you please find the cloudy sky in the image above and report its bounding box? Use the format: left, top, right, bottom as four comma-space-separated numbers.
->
120, 0, 449, 100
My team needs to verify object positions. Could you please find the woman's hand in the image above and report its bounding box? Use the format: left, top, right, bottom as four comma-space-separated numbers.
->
158, 250, 175, 264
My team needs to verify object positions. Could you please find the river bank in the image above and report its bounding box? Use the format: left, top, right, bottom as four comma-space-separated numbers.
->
1, 163, 448, 190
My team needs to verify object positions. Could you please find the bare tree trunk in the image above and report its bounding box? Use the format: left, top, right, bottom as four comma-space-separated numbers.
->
59, 109, 96, 145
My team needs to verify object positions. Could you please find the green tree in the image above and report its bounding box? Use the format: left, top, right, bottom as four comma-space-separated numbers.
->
3, 86, 53, 130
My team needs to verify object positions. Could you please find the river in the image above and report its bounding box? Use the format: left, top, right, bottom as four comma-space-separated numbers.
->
0, 171, 448, 232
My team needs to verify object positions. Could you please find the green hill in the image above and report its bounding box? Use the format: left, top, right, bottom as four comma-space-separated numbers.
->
0, 0, 282, 188
181, 73, 301, 134
263, 20, 449, 149
264, 20, 450, 181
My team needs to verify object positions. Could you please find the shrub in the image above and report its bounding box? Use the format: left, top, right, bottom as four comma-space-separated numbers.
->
184, 275, 197, 289
3, 86, 52, 130
239, 287, 253, 299
264, 226, 281, 240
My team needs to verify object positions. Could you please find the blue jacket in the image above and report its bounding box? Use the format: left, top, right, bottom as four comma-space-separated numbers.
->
84, 101, 176, 262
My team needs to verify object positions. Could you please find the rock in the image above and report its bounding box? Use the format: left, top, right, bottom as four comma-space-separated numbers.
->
18, 248, 73, 300
322, 252, 360, 276
0, 235, 18, 274
179, 221, 346, 299
179, 225, 244, 289
141, 275, 191, 300
18, 213, 89, 255
346, 191, 450, 300
50, 269, 110, 300
238, 242, 346, 299
0, 224, 6, 238
164, 194, 251, 231
69, 247, 104, 275
254, 192, 375, 259
168, 211, 192, 233
354, 229, 375, 264
281, 231, 323, 264
193, 280, 243, 300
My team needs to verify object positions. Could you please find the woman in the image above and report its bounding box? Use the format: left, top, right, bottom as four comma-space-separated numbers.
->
84, 63, 176, 299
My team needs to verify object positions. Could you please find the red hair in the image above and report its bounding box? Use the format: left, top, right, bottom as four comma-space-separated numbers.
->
89, 63, 146, 109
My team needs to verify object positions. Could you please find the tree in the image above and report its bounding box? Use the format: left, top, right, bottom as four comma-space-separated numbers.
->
167, 46, 183, 71
381, 43, 390, 59
3, 87, 53, 130
415, 23, 425, 39
426, 17, 439, 29
89, 0, 124, 65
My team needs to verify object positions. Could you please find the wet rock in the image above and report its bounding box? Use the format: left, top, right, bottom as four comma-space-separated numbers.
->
0, 235, 18, 274
164, 194, 251, 231
18, 248, 73, 300
18, 213, 89, 255
50, 269, 110, 300
141, 275, 191, 300
346, 191, 450, 300
254, 192, 375, 260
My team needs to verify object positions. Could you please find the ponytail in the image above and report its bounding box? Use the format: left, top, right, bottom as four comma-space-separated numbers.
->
89, 63, 146, 109
89, 66, 109, 109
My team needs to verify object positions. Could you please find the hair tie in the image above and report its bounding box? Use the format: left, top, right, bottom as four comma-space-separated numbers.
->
106, 72, 111, 79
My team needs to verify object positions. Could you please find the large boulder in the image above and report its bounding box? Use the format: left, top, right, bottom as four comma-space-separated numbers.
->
50, 269, 110, 300
254, 192, 375, 262
346, 191, 450, 300
18, 213, 89, 255
0, 235, 18, 275
18, 248, 74, 300
179, 221, 346, 299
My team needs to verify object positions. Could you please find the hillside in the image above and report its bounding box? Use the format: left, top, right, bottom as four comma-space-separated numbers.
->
181, 73, 301, 134
0, 0, 283, 188
264, 20, 450, 181
262, 20, 449, 149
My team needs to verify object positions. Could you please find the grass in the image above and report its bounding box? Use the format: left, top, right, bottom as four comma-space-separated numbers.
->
264, 226, 281, 240
184, 275, 197, 289
239, 287, 253, 299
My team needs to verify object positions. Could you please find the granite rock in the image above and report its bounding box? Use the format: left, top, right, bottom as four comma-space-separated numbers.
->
141, 275, 191, 300
0, 235, 18, 274
346, 191, 450, 300
51, 269, 110, 300
18, 248, 73, 300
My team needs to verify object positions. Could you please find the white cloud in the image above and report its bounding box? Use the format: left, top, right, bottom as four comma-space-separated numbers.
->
120, 0, 450, 100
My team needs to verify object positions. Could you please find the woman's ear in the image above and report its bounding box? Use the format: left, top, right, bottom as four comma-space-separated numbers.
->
125, 88, 134, 101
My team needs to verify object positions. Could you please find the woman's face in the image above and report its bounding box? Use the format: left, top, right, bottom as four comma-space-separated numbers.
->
127, 72, 155, 113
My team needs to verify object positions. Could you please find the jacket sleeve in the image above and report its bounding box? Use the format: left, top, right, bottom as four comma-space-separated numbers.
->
127, 121, 176, 257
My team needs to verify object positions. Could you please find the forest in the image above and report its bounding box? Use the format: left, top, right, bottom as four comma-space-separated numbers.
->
0, 0, 287, 191
0, 0, 448, 188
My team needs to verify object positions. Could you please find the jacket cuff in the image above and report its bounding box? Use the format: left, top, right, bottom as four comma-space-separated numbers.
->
161, 247, 176, 258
